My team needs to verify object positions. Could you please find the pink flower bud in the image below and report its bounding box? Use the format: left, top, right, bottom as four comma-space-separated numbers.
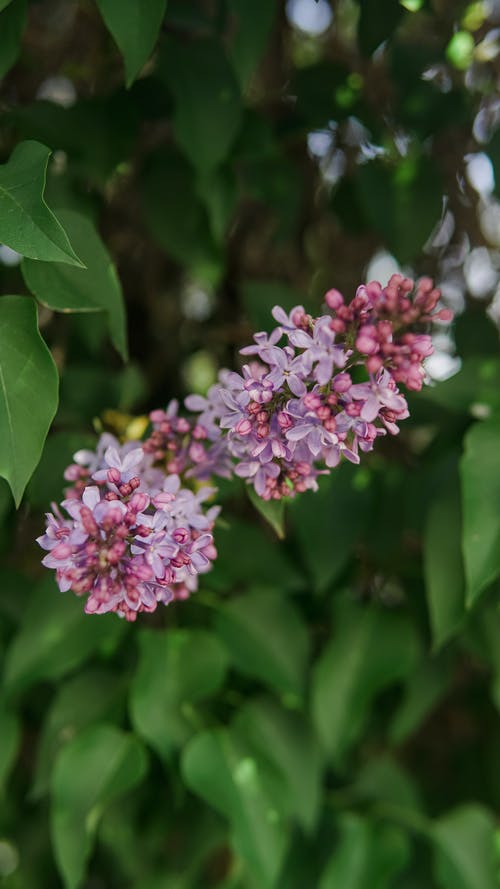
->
189, 442, 206, 463
278, 411, 293, 430
366, 355, 383, 374
235, 418, 252, 435
173, 528, 189, 544
296, 461, 311, 476
325, 288, 344, 310
333, 372, 352, 393
52, 542, 72, 560
193, 424, 208, 440
150, 410, 166, 423
304, 393, 321, 410
356, 335, 378, 354
436, 308, 453, 322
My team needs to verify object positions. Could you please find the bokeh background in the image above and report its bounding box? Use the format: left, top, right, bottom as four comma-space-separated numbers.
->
1, 1, 500, 887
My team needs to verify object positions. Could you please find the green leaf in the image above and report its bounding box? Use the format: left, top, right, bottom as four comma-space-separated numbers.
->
51, 724, 148, 889
129, 629, 228, 762
319, 814, 411, 889
423, 464, 466, 648
141, 147, 221, 281
0, 697, 20, 793
0, 295, 58, 506
352, 755, 423, 813
22, 209, 128, 360
312, 598, 421, 764
290, 465, 373, 593
215, 590, 309, 701
226, 0, 276, 88
0, 141, 83, 265
431, 805, 498, 889
0, 0, 26, 79
4, 575, 127, 697
160, 37, 242, 174
9, 95, 140, 189
389, 656, 452, 745
233, 697, 323, 832
182, 728, 288, 888
209, 519, 303, 593
196, 166, 237, 245
357, 156, 442, 263
421, 357, 500, 416
96, 0, 167, 86
32, 669, 126, 800
247, 485, 286, 539
460, 418, 500, 606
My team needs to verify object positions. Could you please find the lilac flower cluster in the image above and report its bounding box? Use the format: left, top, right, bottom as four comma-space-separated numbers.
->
38, 440, 218, 621
186, 274, 453, 500
38, 273, 452, 619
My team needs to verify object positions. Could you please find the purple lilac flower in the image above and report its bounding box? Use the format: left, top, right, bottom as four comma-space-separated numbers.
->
39, 442, 219, 621
185, 274, 452, 500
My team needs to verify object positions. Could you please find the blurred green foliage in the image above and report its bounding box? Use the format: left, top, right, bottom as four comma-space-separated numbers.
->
1, 0, 500, 887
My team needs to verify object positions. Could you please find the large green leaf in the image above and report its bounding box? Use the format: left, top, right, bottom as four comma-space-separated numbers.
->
389, 656, 452, 745
431, 805, 498, 889
0, 141, 82, 265
226, 0, 276, 88
96, 0, 167, 86
290, 465, 373, 594
460, 418, 500, 606
421, 357, 500, 416
10, 94, 140, 188
319, 813, 410, 889
423, 464, 466, 648
51, 724, 148, 889
0, 295, 58, 506
233, 697, 323, 832
32, 669, 126, 800
0, 0, 26, 79
141, 147, 221, 279
22, 209, 128, 360
160, 37, 242, 174
129, 629, 228, 762
182, 728, 288, 888
3, 575, 127, 697
209, 519, 303, 593
215, 590, 309, 701
312, 598, 421, 764
357, 156, 442, 263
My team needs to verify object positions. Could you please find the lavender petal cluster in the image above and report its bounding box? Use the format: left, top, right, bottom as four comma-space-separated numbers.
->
185, 274, 452, 500
38, 441, 218, 621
